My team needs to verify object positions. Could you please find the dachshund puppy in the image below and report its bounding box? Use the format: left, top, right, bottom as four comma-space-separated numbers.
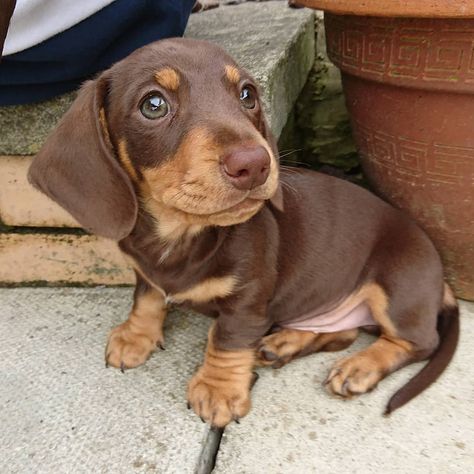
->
29, 38, 459, 428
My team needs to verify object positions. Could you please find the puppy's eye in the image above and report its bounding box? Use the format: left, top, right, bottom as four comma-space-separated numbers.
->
240, 86, 256, 109
140, 93, 169, 119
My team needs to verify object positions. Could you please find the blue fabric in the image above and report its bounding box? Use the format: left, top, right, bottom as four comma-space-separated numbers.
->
0, 0, 195, 105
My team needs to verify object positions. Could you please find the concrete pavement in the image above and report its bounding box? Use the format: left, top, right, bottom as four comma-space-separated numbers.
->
1, 289, 472, 473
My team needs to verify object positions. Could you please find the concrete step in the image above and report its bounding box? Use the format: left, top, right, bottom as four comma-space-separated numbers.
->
0, 155, 79, 228
0, 233, 133, 285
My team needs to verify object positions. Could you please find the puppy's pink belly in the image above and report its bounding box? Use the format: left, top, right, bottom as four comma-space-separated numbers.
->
280, 301, 376, 333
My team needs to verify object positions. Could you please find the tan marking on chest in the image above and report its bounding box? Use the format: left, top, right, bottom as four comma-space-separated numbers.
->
170, 275, 237, 304
144, 197, 206, 242
123, 251, 236, 305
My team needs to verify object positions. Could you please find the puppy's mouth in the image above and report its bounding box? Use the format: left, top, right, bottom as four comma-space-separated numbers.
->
208, 195, 264, 217
160, 187, 267, 217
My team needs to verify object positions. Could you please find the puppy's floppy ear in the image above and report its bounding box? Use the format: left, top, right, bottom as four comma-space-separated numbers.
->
28, 75, 138, 240
260, 113, 284, 212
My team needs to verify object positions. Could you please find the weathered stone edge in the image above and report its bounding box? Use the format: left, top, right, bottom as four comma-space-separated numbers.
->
0, 233, 133, 285
262, 10, 315, 139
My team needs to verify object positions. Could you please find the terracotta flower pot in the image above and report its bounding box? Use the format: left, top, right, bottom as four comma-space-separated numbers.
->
297, 1, 474, 300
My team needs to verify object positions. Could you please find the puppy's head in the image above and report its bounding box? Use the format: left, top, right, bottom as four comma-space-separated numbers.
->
28, 38, 281, 241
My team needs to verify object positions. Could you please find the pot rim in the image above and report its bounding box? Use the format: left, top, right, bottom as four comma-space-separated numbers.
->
295, 0, 474, 18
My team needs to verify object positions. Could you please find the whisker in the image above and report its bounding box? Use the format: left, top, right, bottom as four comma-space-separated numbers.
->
278, 148, 303, 156
280, 159, 311, 167
278, 149, 303, 160
280, 180, 300, 199
279, 165, 300, 175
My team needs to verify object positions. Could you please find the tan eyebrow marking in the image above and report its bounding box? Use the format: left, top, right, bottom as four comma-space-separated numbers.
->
154, 68, 180, 91
225, 65, 240, 84
118, 139, 139, 182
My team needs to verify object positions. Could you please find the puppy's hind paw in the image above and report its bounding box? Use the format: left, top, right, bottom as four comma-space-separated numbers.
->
324, 356, 381, 398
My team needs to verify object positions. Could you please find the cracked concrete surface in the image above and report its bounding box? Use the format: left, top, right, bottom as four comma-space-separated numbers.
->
0, 288, 211, 474
215, 301, 474, 474
1, 290, 472, 473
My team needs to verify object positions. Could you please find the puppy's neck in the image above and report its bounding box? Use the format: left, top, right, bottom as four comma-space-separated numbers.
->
122, 199, 227, 274
143, 196, 207, 243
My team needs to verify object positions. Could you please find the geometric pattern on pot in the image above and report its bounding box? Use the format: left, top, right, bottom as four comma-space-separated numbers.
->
354, 120, 474, 187
325, 14, 474, 93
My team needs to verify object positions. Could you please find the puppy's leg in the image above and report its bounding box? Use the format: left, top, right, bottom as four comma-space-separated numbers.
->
325, 335, 413, 397
187, 322, 256, 427
325, 282, 439, 398
106, 273, 167, 370
257, 328, 359, 368
188, 301, 274, 428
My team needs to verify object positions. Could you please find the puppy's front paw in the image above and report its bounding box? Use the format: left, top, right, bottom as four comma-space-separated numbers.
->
324, 354, 382, 398
187, 370, 252, 427
105, 321, 164, 371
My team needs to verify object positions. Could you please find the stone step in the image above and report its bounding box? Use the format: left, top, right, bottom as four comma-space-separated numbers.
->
0, 155, 78, 228
0, 232, 133, 285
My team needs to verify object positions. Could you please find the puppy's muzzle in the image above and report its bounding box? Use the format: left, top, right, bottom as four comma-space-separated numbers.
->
221, 146, 270, 191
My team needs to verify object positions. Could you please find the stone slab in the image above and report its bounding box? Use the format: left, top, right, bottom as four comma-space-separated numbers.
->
215, 301, 474, 474
0, 155, 79, 227
0, 2, 314, 155
0, 93, 75, 156
0, 287, 212, 474
0, 233, 133, 285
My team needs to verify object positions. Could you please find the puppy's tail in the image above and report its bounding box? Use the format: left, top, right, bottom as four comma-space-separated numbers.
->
384, 283, 460, 415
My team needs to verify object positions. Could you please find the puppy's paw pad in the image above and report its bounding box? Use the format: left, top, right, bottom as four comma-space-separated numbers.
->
325, 356, 381, 398
105, 322, 163, 370
187, 374, 251, 427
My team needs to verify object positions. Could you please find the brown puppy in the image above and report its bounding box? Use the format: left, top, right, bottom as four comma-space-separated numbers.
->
28, 38, 459, 428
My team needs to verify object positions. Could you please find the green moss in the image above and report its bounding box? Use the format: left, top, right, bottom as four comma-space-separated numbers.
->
0, 225, 86, 235
279, 18, 365, 185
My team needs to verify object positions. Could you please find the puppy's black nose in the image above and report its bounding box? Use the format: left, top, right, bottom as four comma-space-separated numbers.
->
221, 146, 270, 190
